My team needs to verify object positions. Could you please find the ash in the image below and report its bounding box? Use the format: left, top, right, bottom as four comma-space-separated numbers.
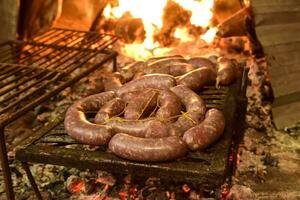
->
1, 37, 300, 200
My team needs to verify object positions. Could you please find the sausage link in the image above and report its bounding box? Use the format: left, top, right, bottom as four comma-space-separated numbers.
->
216, 57, 238, 87
116, 74, 176, 96
109, 133, 187, 162
169, 85, 206, 136
124, 89, 158, 120
156, 90, 182, 122
64, 91, 116, 145
94, 98, 126, 124
183, 108, 225, 150
176, 67, 216, 91
188, 56, 216, 70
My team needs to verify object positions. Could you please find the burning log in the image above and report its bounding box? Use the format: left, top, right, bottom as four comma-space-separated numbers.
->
100, 15, 145, 43
216, 6, 251, 37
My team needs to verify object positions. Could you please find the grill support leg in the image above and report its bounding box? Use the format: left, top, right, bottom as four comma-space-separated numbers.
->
0, 126, 15, 200
21, 162, 43, 200
113, 56, 117, 72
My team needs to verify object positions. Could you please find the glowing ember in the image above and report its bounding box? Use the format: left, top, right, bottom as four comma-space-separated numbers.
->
103, 0, 216, 60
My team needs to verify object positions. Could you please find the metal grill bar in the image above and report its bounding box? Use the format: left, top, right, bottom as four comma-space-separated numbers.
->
0, 28, 118, 200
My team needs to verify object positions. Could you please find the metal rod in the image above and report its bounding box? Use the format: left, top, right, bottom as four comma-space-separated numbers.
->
1, 51, 117, 126
21, 162, 43, 200
0, 126, 15, 200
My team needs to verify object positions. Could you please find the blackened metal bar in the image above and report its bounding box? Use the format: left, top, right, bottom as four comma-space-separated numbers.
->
30, 28, 59, 42
0, 71, 58, 106
0, 69, 49, 97
0, 64, 18, 76
0, 126, 15, 200
0, 30, 66, 62
17, 32, 98, 68
21, 162, 43, 200
1, 48, 108, 113
0, 73, 61, 114
1, 51, 117, 126
0, 30, 78, 64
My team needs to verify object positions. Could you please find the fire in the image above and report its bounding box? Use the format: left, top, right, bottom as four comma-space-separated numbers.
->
103, 0, 216, 60
200, 27, 218, 43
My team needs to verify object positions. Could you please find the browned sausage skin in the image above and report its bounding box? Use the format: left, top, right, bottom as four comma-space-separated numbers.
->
116, 74, 176, 96
156, 90, 182, 122
183, 108, 225, 150
216, 57, 237, 87
188, 56, 216, 70
64, 91, 116, 145
168, 85, 206, 136
124, 89, 158, 120
143, 63, 194, 76
109, 133, 187, 162
94, 97, 126, 124
176, 67, 216, 91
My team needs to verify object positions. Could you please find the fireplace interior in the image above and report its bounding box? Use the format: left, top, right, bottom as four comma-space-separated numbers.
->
0, 0, 300, 200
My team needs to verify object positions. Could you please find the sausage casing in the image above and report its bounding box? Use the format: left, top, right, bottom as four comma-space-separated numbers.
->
109, 133, 187, 162
183, 108, 225, 150
64, 91, 116, 145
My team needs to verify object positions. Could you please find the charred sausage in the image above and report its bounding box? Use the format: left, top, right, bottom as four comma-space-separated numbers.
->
94, 98, 126, 124
176, 67, 216, 91
64, 91, 116, 145
109, 133, 187, 162
116, 74, 176, 96
183, 108, 225, 150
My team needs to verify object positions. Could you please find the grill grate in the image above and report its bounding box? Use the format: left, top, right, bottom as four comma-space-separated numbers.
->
0, 28, 118, 126
0, 28, 118, 200
16, 73, 248, 196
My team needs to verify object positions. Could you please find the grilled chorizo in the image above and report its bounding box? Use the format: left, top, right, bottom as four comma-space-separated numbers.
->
188, 56, 216, 70
146, 56, 186, 66
216, 57, 238, 87
176, 67, 216, 91
169, 85, 206, 136
156, 90, 182, 122
64, 91, 116, 145
109, 133, 187, 162
116, 74, 176, 96
105, 118, 150, 137
124, 89, 158, 120
183, 108, 225, 150
94, 98, 126, 124
121, 61, 146, 82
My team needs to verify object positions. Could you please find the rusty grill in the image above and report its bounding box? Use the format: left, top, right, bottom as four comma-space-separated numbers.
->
15, 68, 248, 198
0, 28, 118, 200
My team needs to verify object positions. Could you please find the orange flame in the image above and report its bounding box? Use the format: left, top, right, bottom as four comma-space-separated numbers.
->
103, 0, 216, 60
